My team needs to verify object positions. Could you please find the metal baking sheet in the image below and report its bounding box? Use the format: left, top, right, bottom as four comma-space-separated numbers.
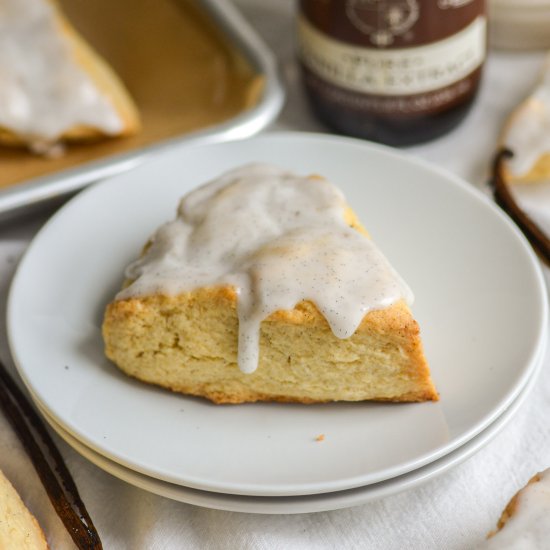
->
0, 0, 284, 222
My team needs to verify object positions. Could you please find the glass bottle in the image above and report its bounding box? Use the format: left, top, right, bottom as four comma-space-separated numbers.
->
297, 0, 487, 146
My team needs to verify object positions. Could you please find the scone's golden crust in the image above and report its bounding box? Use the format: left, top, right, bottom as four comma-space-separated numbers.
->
103, 286, 437, 404
0, 469, 49, 549
0, 0, 140, 147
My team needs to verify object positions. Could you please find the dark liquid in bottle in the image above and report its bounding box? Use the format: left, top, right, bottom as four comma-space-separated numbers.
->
298, 0, 486, 146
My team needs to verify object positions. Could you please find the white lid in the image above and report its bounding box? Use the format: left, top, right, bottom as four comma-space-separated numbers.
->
492, 0, 550, 7
490, 0, 550, 50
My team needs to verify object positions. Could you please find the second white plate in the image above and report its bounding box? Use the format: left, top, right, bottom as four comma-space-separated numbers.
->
7, 133, 548, 496
34, 349, 542, 514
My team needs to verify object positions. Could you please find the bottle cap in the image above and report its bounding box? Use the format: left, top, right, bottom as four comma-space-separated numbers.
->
490, 0, 550, 50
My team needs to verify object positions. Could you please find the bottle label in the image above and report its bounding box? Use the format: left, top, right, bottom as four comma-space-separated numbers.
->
298, 14, 486, 96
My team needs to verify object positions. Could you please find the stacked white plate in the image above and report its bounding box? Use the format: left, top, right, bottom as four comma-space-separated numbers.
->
7, 134, 548, 514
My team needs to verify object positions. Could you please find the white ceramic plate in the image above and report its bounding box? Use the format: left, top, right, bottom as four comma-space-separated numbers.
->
33, 352, 542, 514
7, 133, 548, 497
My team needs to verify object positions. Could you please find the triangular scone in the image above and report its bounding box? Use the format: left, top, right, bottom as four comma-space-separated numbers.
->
102, 165, 438, 404
482, 468, 550, 548
500, 54, 550, 184
0, 469, 49, 549
0, 0, 140, 152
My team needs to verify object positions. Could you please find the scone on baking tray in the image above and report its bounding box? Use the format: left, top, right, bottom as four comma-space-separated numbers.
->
0, 0, 140, 154
0, 468, 49, 549
102, 164, 438, 404
481, 468, 550, 548
500, 54, 550, 184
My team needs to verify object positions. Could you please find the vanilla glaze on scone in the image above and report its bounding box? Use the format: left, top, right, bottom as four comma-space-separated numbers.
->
119, 163, 414, 374
501, 54, 550, 182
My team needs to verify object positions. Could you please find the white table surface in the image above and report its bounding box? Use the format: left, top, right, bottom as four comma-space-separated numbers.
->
1, 2, 550, 548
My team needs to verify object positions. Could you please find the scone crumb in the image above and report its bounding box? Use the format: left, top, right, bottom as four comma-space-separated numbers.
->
315, 434, 325, 442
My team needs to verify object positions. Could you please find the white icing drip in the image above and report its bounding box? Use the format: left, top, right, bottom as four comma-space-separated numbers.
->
118, 164, 414, 374
0, 0, 123, 147
504, 54, 550, 177
479, 469, 550, 549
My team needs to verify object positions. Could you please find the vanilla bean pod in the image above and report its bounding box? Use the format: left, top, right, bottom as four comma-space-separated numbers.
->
490, 149, 550, 266
0, 361, 102, 550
